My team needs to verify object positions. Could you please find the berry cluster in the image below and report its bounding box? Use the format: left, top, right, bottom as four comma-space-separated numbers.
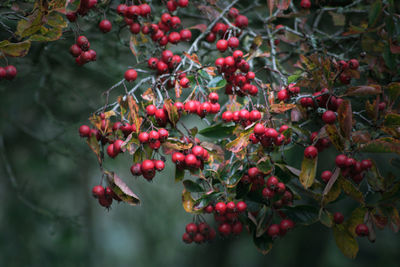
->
92, 185, 121, 209
266, 219, 295, 238
204, 201, 247, 237
310, 131, 331, 152
130, 159, 165, 181
335, 155, 372, 183
117, 1, 191, 47
183, 97, 221, 118
222, 109, 261, 126
147, 50, 182, 75
277, 83, 300, 101
337, 58, 360, 84
171, 144, 209, 170
66, 0, 97, 22
138, 128, 169, 150
215, 51, 258, 96
250, 123, 289, 147
0, 65, 17, 81
182, 221, 216, 244
262, 176, 293, 207
70, 36, 97, 66
205, 7, 249, 43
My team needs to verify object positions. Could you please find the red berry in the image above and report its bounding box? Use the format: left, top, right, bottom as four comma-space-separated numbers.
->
139, 4, 151, 17
254, 123, 265, 136
186, 222, 198, 235
279, 219, 295, 234
138, 132, 150, 143
218, 223, 232, 236
146, 105, 157, 116
228, 7, 239, 18
130, 163, 142, 176
70, 44, 82, 57
322, 110, 336, 124
141, 159, 155, 174
300, 0, 311, 9
130, 23, 141, 34
180, 29, 192, 41
232, 221, 243, 235
208, 92, 219, 103
249, 110, 261, 122
277, 89, 289, 101
348, 59, 359, 70
107, 144, 117, 158
267, 224, 280, 238
361, 159, 372, 170
206, 33, 216, 43
66, 12, 77, 22
182, 232, 192, 244
4, 65, 17, 80
236, 201, 247, 213
124, 69, 138, 82
304, 146, 318, 159
172, 152, 185, 163
113, 139, 124, 154
222, 111, 233, 122
232, 50, 243, 61
99, 19, 112, 33
185, 154, 197, 168
265, 128, 278, 139
321, 170, 332, 183
267, 176, 279, 190
149, 130, 160, 142
355, 223, 369, 237
168, 32, 181, 44
335, 154, 348, 168
234, 15, 249, 29
226, 201, 236, 212
193, 233, 205, 243
276, 182, 286, 194
98, 196, 112, 208
156, 61, 168, 74
333, 212, 344, 224
215, 202, 227, 215
177, 0, 189, 7
179, 77, 190, 88
76, 36, 89, 50
228, 37, 239, 48
216, 39, 228, 52
92, 185, 105, 198
158, 128, 169, 142
79, 125, 91, 137
167, 0, 177, 12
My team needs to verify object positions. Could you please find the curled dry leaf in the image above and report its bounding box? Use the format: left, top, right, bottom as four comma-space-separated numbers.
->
105, 171, 140, 206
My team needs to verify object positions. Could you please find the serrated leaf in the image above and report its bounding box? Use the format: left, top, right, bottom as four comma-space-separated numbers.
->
226, 126, 254, 154
141, 88, 155, 101
105, 171, 140, 206
257, 157, 273, 174
270, 103, 296, 113
361, 137, 400, 155
299, 156, 318, 189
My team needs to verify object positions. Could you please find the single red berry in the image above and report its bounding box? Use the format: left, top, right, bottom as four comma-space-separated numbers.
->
226, 201, 236, 212
222, 111, 233, 122
4, 65, 17, 80
79, 125, 91, 137
321, 170, 332, 183
158, 128, 169, 142
146, 105, 157, 116
333, 212, 344, 224
76, 36, 90, 50
70, 44, 82, 57
205, 205, 214, 213
228, 37, 239, 48
124, 69, 138, 82
156, 61, 168, 74
138, 132, 150, 143
267, 176, 279, 190
361, 159, 372, 170
182, 232, 192, 244
130, 163, 142, 176
172, 152, 185, 163
304, 146, 318, 159
215, 202, 227, 215
177, 0, 189, 7
168, 32, 181, 44
185, 222, 198, 235
206, 33, 216, 43
139, 4, 151, 17
335, 154, 348, 168
179, 77, 190, 88
249, 110, 261, 122
348, 59, 359, 70
141, 159, 155, 174
267, 224, 281, 238
265, 128, 279, 139
92, 185, 105, 198
185, 154, 198, 168
300, 0, 311, 9
167, 0, 177, 12
232, 50, 243, 61
254, 123, 265, 136
228, 7, 239, 18
113, 139, 124, 154
276, 182, 286, 194
235, 15, 249, 28
277, 89, 289, 101
99, 19, 112, 33
192, 146, 204, 159
236, 201, 247, 213
216, 39, 228, 52
322, 110, 336, 124
208, 92, 219, 103
232, 221, 243, 235
218, 223, 232, 236
66, 12, 77, 22
130, 23, 141, 34
106, 144, 117, 158
355, 223, 369, 237
98, 195, 112, 208
149, 130, 160, 142
180, 29, 192, 41
193, 233, 205, 244
279, 219, 295, 234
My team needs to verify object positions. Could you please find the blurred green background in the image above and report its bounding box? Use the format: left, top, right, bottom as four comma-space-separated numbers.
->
1, 0, 399, 266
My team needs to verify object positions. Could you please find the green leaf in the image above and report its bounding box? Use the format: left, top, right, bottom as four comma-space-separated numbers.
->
369, 0, 382, 27
361, 137, 400, 155
105, 171, 140, 206
226, 170, 245, 188
207, 76, 227, 90
175, 167, 185, 182
198, 122, 235, 138
299, 156, 318, 189
29, 26, 63, 42
345, 207, 367, 238
257, 156, 273, 174
0, 40, 31, 57
253, 234, 273, 255
226, 126, 254, 154
287, 74, 301, 84
383, 44, 396, 70
183, 180, 204, 192
322, 177, 341, 206
329, 11, 346, 26
367, 161, 385, 191
339, 178, 364, 204
320, 209, 333, 227
384, 113, 400, 128
281, 205, 319, 225
387, 82, 400, 104
86, 134, 101, 165
333, 224, 359, 259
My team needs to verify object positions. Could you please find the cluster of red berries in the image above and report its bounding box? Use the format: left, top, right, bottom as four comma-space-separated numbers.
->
147, 50, 182, 75
92, 185, 121, 209
310, 131, 331, 153
277, 83, 301, 102
250, 123, 290, 148
130, 159, 165, 181
138, 128, 169, 150
66, 0, 97, 22
171, 143, 209, 170
0, 65, 17, 81
261, 176, 293, 207
79, 124, 101, 139
182, 95, 221, 118
215, 52, 258, 96
116, 1, 191, 47
166, 0, 189, 12
182, 221, 216, 244
299, 88, 344, 112
320, 155, 372, 183
266, 219, 295, 238
240, 167, 267, 192
203, 201, 247, 236
145, 104, 170, 127
205, 7, 248, 43
337, 58, 360, 84
222, 109, 261, 126
69, 36, 96, 66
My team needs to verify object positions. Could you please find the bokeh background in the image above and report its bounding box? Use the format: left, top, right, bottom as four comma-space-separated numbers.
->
1, 0, 399, 266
